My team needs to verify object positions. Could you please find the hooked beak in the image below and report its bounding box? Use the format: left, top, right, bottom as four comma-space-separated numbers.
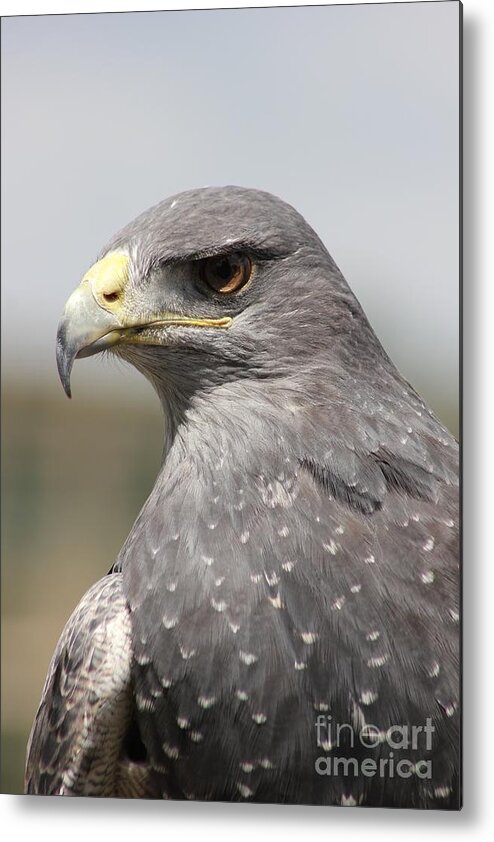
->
56, 251, 131, 398
56, 250, 232, 398
56, 285, 128, 398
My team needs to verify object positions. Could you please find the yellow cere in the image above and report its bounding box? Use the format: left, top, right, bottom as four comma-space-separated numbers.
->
82, 251, 130, 310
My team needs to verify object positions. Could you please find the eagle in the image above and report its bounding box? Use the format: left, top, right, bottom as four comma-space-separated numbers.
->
25, 186, 460, 808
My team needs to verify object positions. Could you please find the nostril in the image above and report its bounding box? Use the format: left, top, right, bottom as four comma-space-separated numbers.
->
103, 291, 120, 303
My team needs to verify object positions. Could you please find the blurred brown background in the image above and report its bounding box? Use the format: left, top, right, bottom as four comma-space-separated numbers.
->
1, 4, 459, 794
1, 381, 164, 792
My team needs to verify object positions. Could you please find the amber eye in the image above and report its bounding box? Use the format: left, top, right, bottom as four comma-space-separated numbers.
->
200, 253, 252, 294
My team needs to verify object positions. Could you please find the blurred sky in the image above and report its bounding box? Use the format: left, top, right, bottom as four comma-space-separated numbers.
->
1, 2, 459, 422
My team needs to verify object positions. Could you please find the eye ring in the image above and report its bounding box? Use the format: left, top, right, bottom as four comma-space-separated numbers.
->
199, 253, 252, 294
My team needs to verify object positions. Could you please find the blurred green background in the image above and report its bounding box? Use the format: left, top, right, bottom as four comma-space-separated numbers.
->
1, 5, 459, 794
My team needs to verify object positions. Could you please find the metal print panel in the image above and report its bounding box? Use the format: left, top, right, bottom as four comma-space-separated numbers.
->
1, 1, 461, 810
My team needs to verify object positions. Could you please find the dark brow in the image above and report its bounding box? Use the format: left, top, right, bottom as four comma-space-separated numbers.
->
152, 238, 293, 269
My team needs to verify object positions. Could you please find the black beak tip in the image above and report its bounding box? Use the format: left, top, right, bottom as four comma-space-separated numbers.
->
56, 328, 74, 399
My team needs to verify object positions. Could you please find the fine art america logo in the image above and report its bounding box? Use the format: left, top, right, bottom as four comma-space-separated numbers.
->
315, 714, 435, 780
